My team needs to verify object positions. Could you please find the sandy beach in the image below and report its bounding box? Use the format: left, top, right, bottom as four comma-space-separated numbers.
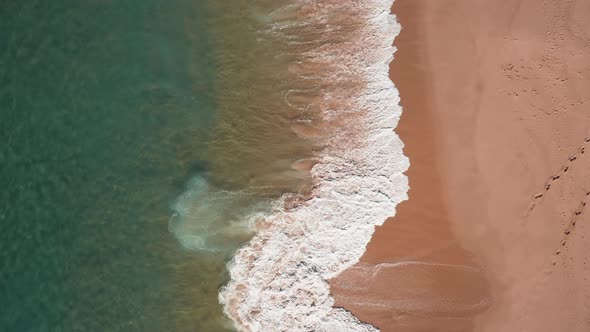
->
331, 0, 590, 331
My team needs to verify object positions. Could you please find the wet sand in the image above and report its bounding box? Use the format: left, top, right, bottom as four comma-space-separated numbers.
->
331, 0, 590, 331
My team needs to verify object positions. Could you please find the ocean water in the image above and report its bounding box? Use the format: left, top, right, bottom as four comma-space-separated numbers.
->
0, 0, 287, 331
217, 1, 409, 331
1, 0, 407, 331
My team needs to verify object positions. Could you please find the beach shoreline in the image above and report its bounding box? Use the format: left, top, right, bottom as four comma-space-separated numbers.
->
219, 2, 410, 331
330, 2, 490, 330
331, 1, 590, 331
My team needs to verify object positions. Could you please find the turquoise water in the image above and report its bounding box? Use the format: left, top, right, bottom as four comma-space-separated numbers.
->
1, 0, 318, 330
0, 1, 235, 331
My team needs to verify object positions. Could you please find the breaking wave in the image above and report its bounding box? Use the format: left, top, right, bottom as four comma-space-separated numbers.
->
216, 0, 409, 331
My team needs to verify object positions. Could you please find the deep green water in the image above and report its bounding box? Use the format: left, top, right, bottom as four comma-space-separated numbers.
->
0, 1, 236, 331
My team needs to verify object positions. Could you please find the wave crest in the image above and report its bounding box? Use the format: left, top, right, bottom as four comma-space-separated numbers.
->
219, 0, 409, 331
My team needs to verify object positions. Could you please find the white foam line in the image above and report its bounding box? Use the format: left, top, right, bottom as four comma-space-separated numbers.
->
340, 299, 492, 312
219, 1, 408, 331
361, 261, 485, 277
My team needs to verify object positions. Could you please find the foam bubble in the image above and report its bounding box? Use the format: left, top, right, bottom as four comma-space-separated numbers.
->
219, 0, 408, 331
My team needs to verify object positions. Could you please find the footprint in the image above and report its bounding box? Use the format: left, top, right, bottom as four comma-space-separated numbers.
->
528, 137, 588, 213
557, 194, 589, 252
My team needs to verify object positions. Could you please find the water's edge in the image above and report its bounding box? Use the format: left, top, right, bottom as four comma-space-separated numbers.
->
219, 1, 409, 331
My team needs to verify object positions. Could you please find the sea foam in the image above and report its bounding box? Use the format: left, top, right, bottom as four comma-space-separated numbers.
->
219, 0, 408, 331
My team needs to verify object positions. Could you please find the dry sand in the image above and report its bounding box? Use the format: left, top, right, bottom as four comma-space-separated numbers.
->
331, 1, 590, 331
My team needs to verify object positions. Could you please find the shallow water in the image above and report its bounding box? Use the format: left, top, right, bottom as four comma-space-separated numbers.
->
0, 0, 404, 330
217, 1, 408, 331
169, 0, 318, 254
0, 1, 311, 331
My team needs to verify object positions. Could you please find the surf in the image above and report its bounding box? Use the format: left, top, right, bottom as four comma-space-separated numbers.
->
215, 1, 408, 331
